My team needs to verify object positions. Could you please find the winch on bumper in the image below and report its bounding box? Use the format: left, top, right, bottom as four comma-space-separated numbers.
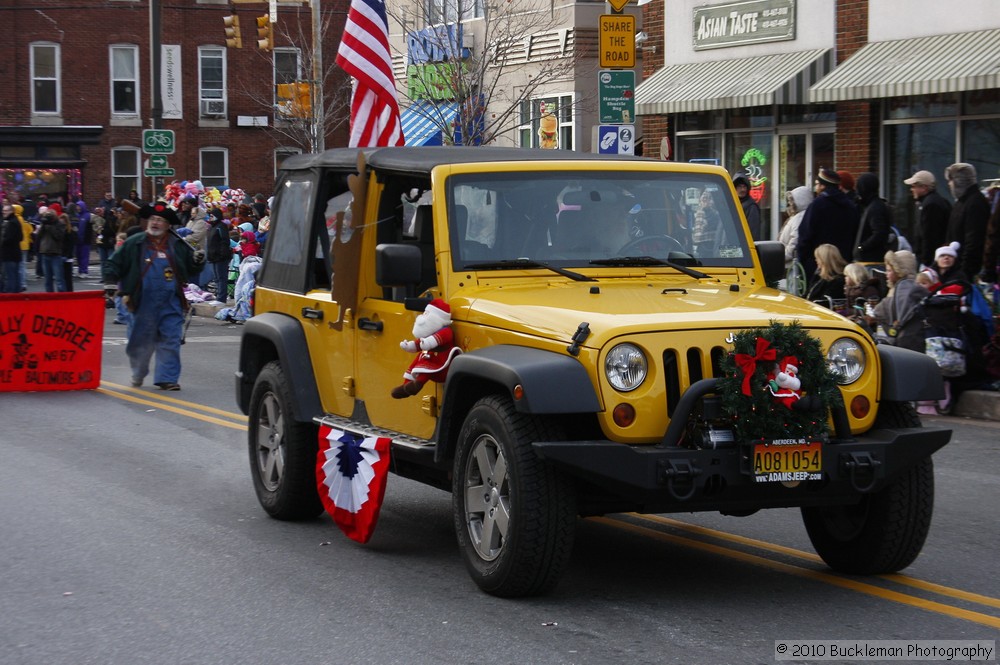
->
532, 379, 950, 514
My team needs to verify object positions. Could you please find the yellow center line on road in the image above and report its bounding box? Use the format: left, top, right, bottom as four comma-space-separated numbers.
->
596, 516, 1000, 629
101, 381, 247, 421
633, 514, 1000, 611
96, 387, 248, 431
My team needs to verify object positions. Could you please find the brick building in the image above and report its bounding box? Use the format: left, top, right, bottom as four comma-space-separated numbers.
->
637, 0, 1000, 239
0, 0, 349, 207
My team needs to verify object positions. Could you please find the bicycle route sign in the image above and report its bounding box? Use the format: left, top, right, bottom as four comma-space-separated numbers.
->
142, 129, 175, 155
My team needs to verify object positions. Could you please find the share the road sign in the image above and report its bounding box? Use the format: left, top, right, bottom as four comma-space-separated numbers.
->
599, 14, 635, 69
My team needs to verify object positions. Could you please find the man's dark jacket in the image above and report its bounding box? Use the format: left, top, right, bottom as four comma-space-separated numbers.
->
796, 187, 860, 281
945, 185, 990, 276
103, 231, 199, 310
913, 189, 951, 267
854, 173, 892, 262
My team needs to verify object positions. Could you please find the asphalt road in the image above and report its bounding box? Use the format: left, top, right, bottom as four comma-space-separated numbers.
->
2, 310, 998, 665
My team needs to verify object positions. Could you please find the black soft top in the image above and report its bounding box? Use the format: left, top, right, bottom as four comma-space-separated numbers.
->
277, 146, 650, 177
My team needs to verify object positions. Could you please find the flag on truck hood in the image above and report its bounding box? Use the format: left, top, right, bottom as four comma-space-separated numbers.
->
316, 426, 391, 543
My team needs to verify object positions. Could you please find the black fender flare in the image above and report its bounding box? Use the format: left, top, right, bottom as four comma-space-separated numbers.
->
435, 345, 600, 465
236, 312, 322, 423
877, 344, 946, 402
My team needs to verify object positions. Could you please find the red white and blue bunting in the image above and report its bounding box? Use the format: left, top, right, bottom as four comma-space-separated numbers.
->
316, 426, 391, 543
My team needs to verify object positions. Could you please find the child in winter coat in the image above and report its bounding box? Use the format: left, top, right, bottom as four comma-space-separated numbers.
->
238, 231, 260, 258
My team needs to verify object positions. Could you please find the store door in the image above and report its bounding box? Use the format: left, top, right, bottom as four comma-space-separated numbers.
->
774, 127, 834, 236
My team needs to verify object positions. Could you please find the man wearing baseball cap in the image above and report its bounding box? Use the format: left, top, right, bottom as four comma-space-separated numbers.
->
904, 170, 951, 268
103, 202, 205, 390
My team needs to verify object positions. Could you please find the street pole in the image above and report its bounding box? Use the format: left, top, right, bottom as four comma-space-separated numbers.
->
150, 0, 163, 198
312, 0, 325, 152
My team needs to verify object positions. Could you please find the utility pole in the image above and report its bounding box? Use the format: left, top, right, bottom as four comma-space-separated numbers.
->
311, 0, 325, 152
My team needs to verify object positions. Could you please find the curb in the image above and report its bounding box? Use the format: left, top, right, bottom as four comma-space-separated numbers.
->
190, 300, 230, 319
952, 390, 1000, 421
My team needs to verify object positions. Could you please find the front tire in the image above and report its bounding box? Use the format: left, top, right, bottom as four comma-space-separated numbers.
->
453, 395, 576, 597
801, 402, 934, 574
248, 361, 324, 520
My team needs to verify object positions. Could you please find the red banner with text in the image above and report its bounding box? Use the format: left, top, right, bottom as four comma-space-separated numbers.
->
0, 291, 104, 392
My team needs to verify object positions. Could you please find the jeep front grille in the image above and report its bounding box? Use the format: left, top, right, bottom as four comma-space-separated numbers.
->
664, 345, 727, 417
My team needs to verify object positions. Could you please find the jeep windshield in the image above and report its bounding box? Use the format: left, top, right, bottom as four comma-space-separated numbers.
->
447, 170, 753, 271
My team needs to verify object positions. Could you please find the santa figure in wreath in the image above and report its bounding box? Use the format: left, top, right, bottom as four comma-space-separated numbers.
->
391, 298, 462, 399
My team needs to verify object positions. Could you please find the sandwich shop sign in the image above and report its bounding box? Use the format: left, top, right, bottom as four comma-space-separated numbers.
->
693, 0, 795, 51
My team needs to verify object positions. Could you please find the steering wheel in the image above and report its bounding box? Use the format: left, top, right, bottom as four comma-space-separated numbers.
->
616, 234, 686, 256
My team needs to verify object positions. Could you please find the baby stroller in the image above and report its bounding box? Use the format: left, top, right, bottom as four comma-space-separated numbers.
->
922, 282, 968, 379
921, 280, 992, 413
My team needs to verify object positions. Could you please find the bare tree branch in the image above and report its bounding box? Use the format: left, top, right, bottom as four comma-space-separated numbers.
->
228, 11, 351, 153
387, 0, 585, 146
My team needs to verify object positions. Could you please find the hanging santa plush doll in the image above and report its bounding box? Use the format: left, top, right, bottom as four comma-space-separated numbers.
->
391, 298, 462, 399
767, 356, 802, 409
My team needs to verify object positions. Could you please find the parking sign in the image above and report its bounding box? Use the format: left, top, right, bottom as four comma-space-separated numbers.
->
597, 125, 634, 155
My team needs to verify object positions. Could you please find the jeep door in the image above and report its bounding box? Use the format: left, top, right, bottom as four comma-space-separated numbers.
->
352, 179, 438, 440
260, 168, 355, 417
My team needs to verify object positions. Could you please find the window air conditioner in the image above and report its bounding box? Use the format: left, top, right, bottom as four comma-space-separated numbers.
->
202, 100, 226, 117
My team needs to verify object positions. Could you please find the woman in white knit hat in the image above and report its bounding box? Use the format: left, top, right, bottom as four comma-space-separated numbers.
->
931, 241, 967, 286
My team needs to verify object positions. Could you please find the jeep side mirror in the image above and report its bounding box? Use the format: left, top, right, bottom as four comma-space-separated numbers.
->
376, 243, 422, 289
755, 240, 785, 284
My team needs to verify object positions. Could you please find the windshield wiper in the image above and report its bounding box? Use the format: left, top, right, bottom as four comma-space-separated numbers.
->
462, 258, 596, 282
589, 256, 710, 279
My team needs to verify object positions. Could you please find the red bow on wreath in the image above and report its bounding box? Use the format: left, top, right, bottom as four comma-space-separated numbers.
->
734, 336, 777, 396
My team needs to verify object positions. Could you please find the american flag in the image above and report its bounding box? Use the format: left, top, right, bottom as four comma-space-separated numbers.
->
335, 0, 404, 147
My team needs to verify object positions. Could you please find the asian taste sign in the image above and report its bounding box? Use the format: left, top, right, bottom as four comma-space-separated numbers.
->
693, 0, 795, 51
599, 14, 635, 69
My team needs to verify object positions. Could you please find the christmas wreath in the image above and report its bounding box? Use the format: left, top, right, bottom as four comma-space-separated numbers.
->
717, 321, 842, 441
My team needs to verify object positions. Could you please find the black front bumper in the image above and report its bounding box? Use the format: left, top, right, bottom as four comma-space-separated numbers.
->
532, 425, 950, 514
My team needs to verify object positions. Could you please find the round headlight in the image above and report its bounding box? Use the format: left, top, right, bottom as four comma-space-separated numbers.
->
605, 343, 648, 392
827, 337, 865, 385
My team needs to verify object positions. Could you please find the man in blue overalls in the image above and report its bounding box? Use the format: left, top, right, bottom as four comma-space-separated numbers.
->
103, 203, 204, 390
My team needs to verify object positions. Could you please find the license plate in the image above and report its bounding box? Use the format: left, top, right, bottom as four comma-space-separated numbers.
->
753, 440, 822, 482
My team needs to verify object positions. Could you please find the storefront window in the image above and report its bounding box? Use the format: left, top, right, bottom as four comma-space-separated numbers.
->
726, 131, 772, 238
779, 104, 835, 124
728, 107, 774, 129
961, 118, 1000, 184
965, 89, 1000, 116
886, 94, 958, 120
2, 168, 82, 201
884, 120, 956, 235
676, 111, 724, 132
676, 134, 721, 164
517, 94, 573, 150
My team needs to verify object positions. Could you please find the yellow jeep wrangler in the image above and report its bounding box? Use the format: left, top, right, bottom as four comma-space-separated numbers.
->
236, 147, 950, 597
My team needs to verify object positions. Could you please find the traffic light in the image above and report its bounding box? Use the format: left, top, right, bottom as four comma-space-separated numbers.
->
223, 15, 242, 49
256, 15, 273, 51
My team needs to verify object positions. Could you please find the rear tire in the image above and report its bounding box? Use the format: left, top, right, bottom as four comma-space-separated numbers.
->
453, 395, 576, 597
248, 361, 324, 520
801, 402, 933, 574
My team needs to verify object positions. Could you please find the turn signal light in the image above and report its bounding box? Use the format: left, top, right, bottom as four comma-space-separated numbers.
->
612, 403, 636, 427
850, 395, 871, 419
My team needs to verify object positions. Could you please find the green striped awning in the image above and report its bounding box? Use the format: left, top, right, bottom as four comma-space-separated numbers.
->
810, 29, 1000, 103
635, 49, 832, 115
